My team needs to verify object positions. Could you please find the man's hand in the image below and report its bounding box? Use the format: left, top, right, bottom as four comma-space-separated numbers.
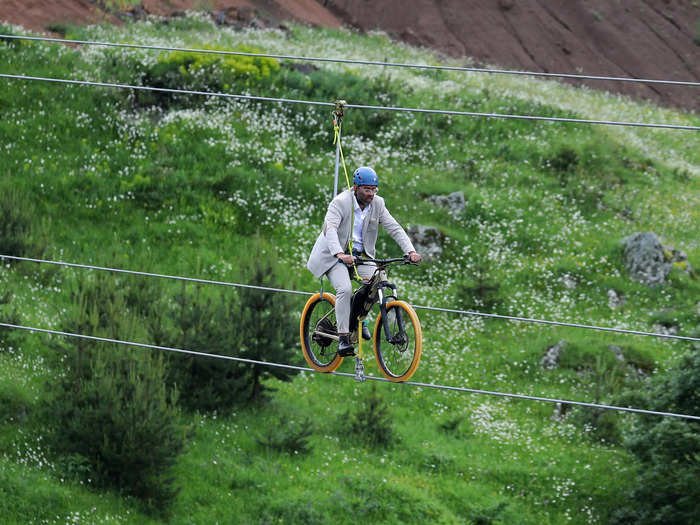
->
336, 253, 356, 265
408, 251, 422, 263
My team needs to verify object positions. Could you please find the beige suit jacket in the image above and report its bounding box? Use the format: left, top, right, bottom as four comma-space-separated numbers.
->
306, 189, 415, 278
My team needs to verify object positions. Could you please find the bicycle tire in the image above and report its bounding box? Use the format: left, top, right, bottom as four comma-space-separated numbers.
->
373, 300, 422, 382
300, 292, 344, 373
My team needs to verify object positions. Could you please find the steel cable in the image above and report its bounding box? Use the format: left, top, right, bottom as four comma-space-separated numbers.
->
1, 73, 698, 130
3, 254, 698, 343
1, 321, 698, 421
2, 34, 699, 88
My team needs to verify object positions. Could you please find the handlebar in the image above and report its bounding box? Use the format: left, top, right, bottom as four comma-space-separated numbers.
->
354, 255, 419, 266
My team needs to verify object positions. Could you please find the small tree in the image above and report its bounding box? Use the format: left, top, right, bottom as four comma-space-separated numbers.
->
163, 284, 249, 411
457, 247, 503, 313
0, 186, 37, 259
163, 241, 300, 409
342, 384, 396, 448
47, 276, 186, 513
0, 291, 22, 351
612, 350, 700, 524
235, 251, 300, 402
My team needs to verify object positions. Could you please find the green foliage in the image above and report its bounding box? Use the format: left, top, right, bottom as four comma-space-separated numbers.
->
0, 186, 39, 259
0, 26, 29, 50
342, 383, 396, 448
49, 346, 185, 513
0, 460, 71, 524
438, 415, 466, 434
44, 22, 71, 35
327, 473, 447, 522
0, 377, 29, 424
256, 414, 313, 455
234, 243, 302, 401
160, 284, 248, 411
47, 276, 186, 513
100, 0, 142, 12
575, 407, 622, 445
456, 258, 504, 313
138, 44, 279, 108
163, 241, 300, 409
0, 291, 22, 351
613, 350, 700, 524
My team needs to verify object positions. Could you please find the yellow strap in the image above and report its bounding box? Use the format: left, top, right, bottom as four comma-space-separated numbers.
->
333, 120, 351, 190
332, 103, 361, 282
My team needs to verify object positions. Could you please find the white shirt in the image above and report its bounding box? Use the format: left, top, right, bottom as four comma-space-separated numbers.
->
352, 194, 371, 253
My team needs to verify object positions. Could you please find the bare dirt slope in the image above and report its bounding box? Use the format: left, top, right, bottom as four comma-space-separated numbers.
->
1, 0, 697, 110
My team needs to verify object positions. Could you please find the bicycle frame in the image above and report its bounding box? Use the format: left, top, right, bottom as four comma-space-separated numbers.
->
354, 256, 412, 343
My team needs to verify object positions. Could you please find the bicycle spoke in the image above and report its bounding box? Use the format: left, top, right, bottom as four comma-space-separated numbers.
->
374, 301, 422, 381
300, 294, 343, 372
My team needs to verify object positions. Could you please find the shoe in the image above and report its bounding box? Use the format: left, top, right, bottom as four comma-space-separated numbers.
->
361, 322, 371, 341
337, 334, 355, 357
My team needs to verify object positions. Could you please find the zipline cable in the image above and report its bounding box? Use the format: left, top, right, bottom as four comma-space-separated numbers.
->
1, 73, 698, 131
2, 34, 699, 88
0, 254, 311, 297
3, 254, 699, 343
411, 304, 700, 342
1, 321, 698, 421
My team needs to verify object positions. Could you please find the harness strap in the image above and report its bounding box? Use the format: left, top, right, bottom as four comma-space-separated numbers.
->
332, 100, 361, 281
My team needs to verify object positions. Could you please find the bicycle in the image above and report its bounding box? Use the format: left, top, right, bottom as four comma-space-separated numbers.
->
300, 256, 422, 382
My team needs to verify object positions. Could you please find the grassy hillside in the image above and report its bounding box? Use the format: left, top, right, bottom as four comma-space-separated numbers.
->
1, 11, 698, 524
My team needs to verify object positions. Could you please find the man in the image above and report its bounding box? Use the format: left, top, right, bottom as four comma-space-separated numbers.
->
307, 166, 422, 356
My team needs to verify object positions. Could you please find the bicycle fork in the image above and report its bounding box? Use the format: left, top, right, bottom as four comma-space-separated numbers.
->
377, 282, 405, 344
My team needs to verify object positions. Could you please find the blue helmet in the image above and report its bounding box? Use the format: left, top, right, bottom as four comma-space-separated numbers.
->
353, 166, 378, 186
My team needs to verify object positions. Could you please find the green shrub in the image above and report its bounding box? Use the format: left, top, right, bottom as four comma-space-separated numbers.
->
163, 241, 300, 410
49, 347, 185, 512
0, 187, 38, 259
574, 407, 622, 445
0, 379, 30, 425
0, 291, 21, 351
47, 276, 186, 513
256, 415, 313, 455
341, 383, 396, 448
160, 285, 248, 411
422, 452, 456, 473
613, 350, 700, 524
456, 262, 504, 313
138, 44, 280, 108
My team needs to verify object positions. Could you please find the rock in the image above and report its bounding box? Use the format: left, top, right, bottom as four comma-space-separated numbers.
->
426, 191, 465, 217
541, 340, 567, 370
621, 232, 694, 286
407, 225, 444, 260
607, 289, 625, 309
621, 232, 671, 286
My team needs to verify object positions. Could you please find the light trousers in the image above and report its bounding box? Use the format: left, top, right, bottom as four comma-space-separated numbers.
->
325, 260, 376, 333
